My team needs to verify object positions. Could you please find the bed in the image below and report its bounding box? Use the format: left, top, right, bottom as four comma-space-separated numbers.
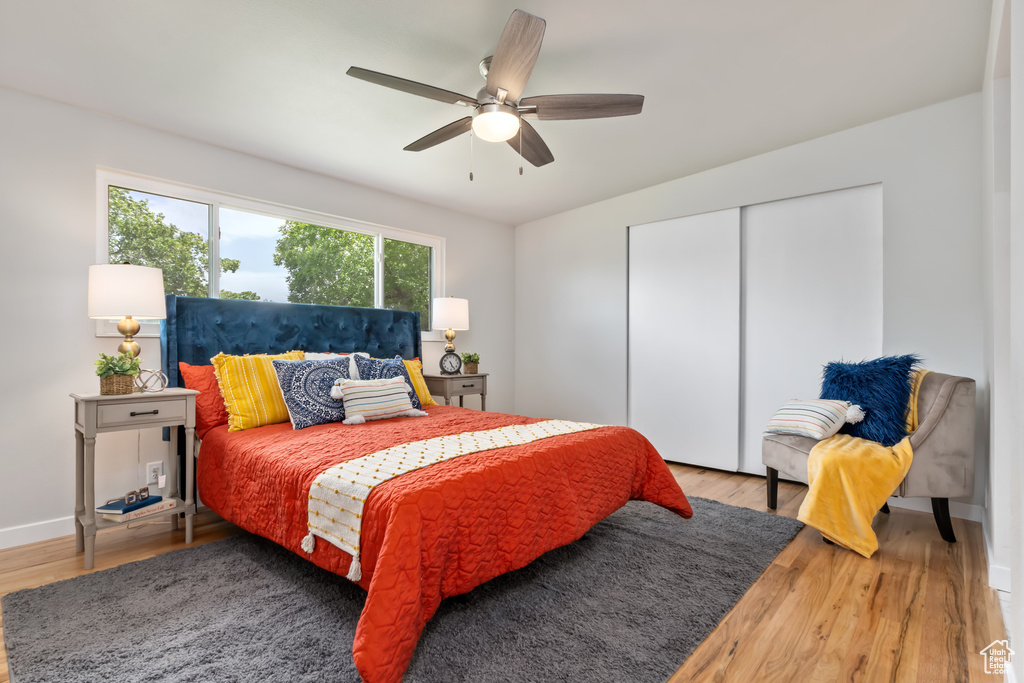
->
161, 295, 692, 683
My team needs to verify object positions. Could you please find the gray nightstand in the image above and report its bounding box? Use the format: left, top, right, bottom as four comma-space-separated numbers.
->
70, 387, 198, 569
423, 373, 488, 410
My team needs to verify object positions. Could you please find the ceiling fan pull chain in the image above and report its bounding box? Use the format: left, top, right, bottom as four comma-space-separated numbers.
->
469, 130, 474, 181
519, 130, 524, 176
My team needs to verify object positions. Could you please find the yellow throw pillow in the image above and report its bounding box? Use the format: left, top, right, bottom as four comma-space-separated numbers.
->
403, 359, 438, 407
212, 351, 305, 432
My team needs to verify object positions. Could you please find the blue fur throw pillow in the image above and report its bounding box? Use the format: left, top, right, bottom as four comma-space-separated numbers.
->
819, 354, 922, 447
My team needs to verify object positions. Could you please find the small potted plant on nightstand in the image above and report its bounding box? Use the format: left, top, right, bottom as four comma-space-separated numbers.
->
95, 351, 141, 395
461, 352, 480, 375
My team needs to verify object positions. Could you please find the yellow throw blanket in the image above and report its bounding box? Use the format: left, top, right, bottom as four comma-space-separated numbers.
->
797, 370, 929, 557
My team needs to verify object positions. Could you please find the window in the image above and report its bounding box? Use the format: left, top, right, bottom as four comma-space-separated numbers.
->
107, 188, 213, 297
96, 170, 443, 339
383, 238, 433, 330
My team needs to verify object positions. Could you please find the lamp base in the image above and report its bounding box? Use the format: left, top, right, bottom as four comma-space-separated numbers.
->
117, 316, 142, 358
444, 328, 456, 353
117, 340, 141, 357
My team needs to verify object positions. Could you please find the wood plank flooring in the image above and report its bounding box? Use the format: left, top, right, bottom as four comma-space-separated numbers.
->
0, 466, 1006, 683
665, 465, 1006, 683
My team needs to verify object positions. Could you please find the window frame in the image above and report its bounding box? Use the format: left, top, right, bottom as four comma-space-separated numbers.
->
95, 168, 445, 341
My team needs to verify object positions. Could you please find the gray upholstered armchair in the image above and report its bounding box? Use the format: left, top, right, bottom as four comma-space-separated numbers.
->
762, 372, 976, 542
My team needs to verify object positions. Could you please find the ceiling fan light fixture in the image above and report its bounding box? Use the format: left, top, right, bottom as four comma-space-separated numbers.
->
472, 103, 520, 142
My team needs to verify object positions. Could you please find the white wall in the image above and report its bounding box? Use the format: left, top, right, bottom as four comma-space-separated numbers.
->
0, 86, 515, 548
1006, 0, 1024, 676
982, 0, 1014, 595
516, 94, 986, 509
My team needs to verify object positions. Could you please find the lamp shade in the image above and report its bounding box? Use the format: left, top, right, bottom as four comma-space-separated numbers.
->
432, 297, 469, 331
88, 264, 167, 320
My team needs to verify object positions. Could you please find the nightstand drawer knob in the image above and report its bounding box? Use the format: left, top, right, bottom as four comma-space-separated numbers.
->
129, 410, 159, 417
462, 384, 474, 388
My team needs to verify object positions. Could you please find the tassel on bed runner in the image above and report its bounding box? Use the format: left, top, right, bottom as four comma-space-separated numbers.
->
301, 532, 316, 554
300, 532, 362, 580
347, 552, 362, 581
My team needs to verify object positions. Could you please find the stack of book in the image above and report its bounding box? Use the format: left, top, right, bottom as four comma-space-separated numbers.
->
95, 496, 175, 522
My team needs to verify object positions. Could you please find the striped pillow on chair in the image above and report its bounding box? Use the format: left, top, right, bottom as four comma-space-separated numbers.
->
764, 399, 864, 440
331, 377, 429, 425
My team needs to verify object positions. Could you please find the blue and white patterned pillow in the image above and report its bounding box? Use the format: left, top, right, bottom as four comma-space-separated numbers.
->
272, 358, 352, 430
305, 352, 368, 378
352, 355, 421, 410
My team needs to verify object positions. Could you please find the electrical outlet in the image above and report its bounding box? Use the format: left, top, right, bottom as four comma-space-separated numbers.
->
146, 461, 164, 487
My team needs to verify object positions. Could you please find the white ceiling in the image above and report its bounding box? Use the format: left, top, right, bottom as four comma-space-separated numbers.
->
0, 1, 991, 225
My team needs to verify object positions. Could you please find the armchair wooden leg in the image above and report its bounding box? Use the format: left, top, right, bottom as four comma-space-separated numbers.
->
766, 467, 779, 510
931, 497, 957, 543
880, 502, 890, 514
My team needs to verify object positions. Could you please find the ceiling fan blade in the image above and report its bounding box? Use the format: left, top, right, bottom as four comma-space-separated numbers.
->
519, 94, 644, 120
347, 67, 477, 107
486, 10, 546, 103
507, 119, 554, 167
404, 117, 473, 152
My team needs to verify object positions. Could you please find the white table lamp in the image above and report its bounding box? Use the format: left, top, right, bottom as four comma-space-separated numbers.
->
432, 297, 470, 352
88, 264, 166, 357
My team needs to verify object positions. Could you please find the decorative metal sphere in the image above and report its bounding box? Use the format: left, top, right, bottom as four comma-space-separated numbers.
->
135, 369, 169, 393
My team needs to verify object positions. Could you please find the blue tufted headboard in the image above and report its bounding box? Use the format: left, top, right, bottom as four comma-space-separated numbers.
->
160, 295, 422, 386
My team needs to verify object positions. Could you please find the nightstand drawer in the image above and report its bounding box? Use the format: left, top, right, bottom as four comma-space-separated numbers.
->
448, 377, 484, 395
97, 399, 186, 428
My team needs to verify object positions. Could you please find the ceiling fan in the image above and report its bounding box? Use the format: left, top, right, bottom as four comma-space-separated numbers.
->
346, 9, 644, 168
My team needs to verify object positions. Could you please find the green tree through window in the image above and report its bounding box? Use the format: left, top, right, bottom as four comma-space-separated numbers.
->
219, 290, 261, 300
384, 238, 432, 329
107, 187, 246, 298
108, 187, 434, 325
273, 222, 375, 307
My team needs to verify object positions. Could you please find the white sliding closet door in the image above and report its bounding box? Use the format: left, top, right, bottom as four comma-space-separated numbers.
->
740, 184, 883, 473
628, 208, 740, 470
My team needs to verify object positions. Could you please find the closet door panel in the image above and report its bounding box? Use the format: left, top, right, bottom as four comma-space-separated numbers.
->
740, 184, 883, 473
628, 208, 740, 470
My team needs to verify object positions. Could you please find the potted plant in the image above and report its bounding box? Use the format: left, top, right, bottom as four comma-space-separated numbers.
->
461, 351, 480, 375
95, 352, 142, 395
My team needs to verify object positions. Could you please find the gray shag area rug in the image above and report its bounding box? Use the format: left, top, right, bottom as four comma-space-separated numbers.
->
2, 497, 801, 683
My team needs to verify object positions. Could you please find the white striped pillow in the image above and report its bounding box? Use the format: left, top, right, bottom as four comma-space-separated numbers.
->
764, 399, 864, 440
330, 376, 428, 425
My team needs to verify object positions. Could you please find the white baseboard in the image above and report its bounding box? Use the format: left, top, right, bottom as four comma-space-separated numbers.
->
0, 515, 74, 550
983, 516, 1014, 593
886, 496, 983, 522
0, 507, 208, 552
990, 562, 1013, 594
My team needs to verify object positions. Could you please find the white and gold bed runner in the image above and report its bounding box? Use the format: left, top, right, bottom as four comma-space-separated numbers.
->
301, 419, 603, 581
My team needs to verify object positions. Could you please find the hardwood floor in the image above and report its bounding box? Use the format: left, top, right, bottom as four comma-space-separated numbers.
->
0, 466, 1006, 683
665, 464, 1006, 683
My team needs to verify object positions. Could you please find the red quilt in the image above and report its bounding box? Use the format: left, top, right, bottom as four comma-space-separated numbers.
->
198, 405, 692, 682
